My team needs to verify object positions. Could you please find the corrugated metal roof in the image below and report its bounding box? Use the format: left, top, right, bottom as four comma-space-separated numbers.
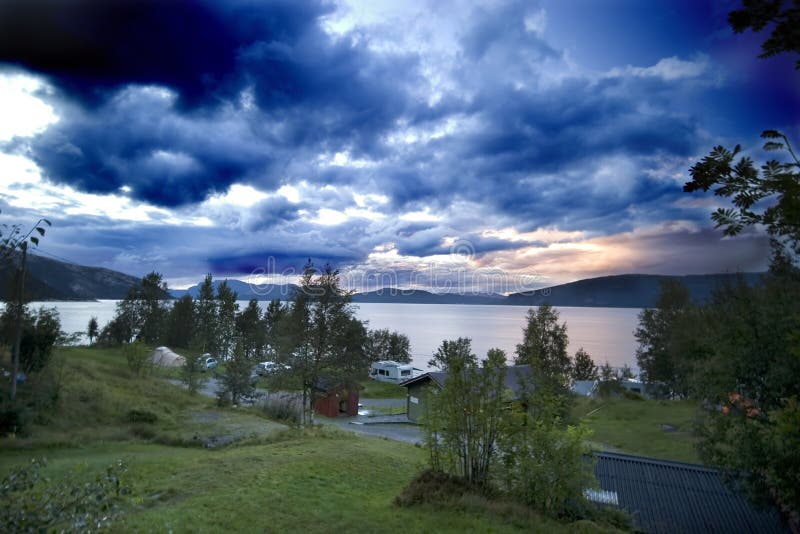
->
594, 452, 787, 534
400, 365, 533, 399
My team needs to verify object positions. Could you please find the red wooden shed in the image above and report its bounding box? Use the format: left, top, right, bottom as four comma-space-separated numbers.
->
313, 377, 360, 417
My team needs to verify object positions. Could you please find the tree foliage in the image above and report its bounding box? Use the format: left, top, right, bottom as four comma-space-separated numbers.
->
514, 304, 571, 390
277, 261, 362, 424
423, 338, 597, 518
86, 316, 98, 345
163, 295, 195, 349
0, 305, 61, 374
424, 341, 508, 486
193, 274, 218, 354
635, 280, 700, 398
367, 328, 411, 364
684, 131, 800, 256
572, 348, 598, 381
0, 457, 129, 532
215, 281, 238, 360
728, 0, 800, 69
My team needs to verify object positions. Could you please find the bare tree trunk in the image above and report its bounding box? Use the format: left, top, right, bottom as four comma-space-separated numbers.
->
10, 242, 27, 402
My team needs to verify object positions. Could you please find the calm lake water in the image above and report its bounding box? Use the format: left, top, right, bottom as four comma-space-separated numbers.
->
29, 301, 642, 371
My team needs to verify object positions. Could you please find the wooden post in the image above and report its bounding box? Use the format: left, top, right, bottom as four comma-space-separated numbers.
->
10, 241, 27, 402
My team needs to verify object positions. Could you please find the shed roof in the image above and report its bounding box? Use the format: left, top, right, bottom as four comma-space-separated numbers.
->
400, 365, 533, 399
594, 452, 787, 534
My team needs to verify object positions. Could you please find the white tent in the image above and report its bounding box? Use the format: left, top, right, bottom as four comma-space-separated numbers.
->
151, 346, 186, 367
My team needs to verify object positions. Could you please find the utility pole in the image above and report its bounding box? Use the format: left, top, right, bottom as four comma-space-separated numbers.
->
9, 241, 27, 402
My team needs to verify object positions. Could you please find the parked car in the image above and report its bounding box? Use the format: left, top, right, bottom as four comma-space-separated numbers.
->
202, 354, 218, 371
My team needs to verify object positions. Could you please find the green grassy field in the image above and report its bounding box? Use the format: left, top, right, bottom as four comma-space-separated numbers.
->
572, 397, 701, 464
0, 347, 614, 532
359, 379, 406, 398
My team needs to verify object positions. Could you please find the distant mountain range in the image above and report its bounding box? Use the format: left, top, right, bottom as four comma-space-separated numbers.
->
0, 253, 142, 301
505, 273, 765, 308
352, 289, 506, 305
169, 279, 297, 301
0, 253, 765, 308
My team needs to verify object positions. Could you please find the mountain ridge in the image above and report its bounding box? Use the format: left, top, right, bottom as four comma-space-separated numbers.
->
0, 253, 765, 308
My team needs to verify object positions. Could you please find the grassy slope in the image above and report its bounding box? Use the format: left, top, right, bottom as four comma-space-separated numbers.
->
572, 397, 700, 464
360, 379, 406, 399
0, 347, 595, 533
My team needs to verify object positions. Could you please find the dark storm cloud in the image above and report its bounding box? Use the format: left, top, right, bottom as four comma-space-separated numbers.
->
0, 0, 330, 108
2, 0, 421, 207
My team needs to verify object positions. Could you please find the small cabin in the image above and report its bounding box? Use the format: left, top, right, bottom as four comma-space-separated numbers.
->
369, 360, 415, 383
313, 377, 360, 417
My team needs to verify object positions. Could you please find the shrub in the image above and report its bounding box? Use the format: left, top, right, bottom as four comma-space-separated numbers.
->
126, 409, 158, 424
0, 401, 29, 437
395, 469, 481, 507
259, 395, 301, 425
0, 457, 129, 532
122, 342, 152, 377
498, 411, 596, 519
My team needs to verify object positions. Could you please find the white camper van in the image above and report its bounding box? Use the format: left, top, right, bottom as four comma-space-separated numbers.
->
369, 360, 415, 383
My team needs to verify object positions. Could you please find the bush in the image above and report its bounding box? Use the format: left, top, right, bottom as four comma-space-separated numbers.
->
0, 402, 29, 437
395, 469, 482, 507
498, 412, 596, 519
0, 457, 129, 532
126, 409, 158, 424
259, 395, 301, 425
122, 342, 152, 377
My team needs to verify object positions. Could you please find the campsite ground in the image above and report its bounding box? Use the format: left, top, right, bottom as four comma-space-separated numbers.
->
0, 347, 609, 533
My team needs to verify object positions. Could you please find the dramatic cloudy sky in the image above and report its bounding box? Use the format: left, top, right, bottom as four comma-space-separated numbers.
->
0, 0, 796, 292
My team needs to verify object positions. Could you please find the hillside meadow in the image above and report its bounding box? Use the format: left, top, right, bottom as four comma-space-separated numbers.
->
0, 347, 624, 533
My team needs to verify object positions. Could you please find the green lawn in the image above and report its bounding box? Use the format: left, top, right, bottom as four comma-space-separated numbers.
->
360, 379, 406, 399
572, 397, 701, 464
0, 347, 615, 533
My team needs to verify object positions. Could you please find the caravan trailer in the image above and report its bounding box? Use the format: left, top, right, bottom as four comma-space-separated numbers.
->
369, 360, 415, 383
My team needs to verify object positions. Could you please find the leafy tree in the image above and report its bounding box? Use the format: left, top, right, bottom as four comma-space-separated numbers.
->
684, 131, 800, 257
86, 316, 98, 345
514, 304, 571, 390
367, 328, 411, 363
163, 294, 195, 349
134, 272, 169, 344
681, 10, 800, 519
693, 268, 800, 524
235, 299, 264, 360
215, 281, 238, 360
122, 341, 151, 377
284, 261, 359, 424
572, 347, 598, 381
619, 364, 635, 380
728, 0, 800, 69
216, 341, 255, 405
428, 337, 474, 370
635, 280, 696, 398
193, 274, 218, 354
1, 213, 51, 401
180, 353, 206, 395
105, 272, 169, 345
0, 305, 61, 374
424, 342, 508, 486
498, 395, 595, 518
262, 298, 287, 358
597, 360, 622, 398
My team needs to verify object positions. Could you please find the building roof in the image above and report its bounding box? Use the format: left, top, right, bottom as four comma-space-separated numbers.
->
314, 375, 362, 393
594, 452, 787, 534
400, 365, 533, 399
